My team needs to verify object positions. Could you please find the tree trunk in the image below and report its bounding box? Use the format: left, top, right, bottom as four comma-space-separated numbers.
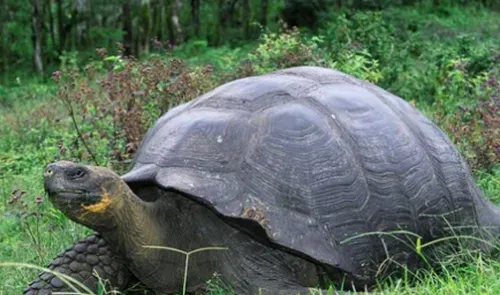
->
1, 0, 7, 78
56, 0, 64, 54
122, 0, 133, 56
42, 0, 49, 67
32, 0, 44, 75
171, 0, 183, 44
165, 0, 175, 45
140, 0, 151, 55
261, 0, 268, 27
215, 0, 224, 46
152, 1, 161, 42
243, 0, 250, 39
226, 0, 239, 27
191, 0, 200, 37
75, 0, 89, 49
47, 0, 56, 49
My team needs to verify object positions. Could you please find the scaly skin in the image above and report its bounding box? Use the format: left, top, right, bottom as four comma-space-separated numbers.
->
24, 233, 131, 295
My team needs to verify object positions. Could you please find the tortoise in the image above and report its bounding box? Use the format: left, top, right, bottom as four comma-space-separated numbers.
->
25, 66, 500, 295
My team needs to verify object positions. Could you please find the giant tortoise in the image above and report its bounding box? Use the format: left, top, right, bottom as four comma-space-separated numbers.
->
25, 66, 500, 294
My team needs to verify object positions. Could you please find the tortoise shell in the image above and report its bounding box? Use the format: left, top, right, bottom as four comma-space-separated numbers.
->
121, 66, 488, 281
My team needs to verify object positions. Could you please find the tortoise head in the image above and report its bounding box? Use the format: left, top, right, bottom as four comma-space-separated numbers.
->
44, 161, 128, 230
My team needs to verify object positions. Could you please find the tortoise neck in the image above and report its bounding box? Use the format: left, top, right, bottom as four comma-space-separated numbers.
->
99, 184, 164, 257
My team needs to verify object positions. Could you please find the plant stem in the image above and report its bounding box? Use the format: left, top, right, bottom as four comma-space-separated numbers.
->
63, 96, 100, 166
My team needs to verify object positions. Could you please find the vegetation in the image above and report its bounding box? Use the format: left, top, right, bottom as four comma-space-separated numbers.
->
1, 0, 499, 294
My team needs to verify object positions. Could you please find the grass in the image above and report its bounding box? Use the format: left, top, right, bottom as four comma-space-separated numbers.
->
1, 2, 500, 295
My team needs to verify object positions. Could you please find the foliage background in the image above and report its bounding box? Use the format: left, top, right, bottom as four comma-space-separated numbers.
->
0, 0, 499, 294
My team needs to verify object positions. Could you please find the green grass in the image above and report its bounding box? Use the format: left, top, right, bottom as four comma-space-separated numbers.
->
1, 2, 500, 295
0, 174, 91, 292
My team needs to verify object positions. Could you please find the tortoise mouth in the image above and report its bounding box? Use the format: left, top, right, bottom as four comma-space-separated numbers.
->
51, 189, 85, 196
48, 189, 115, 230
48, 190, 102, 207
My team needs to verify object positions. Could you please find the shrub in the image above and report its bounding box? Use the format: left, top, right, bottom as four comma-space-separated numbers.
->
436, 71, 500, 172
54, 50, 221, 172
248, 25, 325, 74
319, 11, 397, 64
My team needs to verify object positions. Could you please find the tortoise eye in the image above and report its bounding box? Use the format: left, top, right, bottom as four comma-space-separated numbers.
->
68, 168, 86, 179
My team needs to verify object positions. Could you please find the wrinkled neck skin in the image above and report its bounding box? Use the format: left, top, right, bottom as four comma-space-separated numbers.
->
99, 188, 161, 256
94, 184, 202, 293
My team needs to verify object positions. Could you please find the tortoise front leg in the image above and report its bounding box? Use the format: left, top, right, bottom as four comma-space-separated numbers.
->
24, 233, 131, 295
